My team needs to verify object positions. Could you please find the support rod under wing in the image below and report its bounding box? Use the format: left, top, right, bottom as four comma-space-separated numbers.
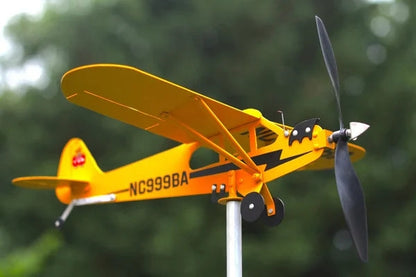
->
196, 98, 261, 174
167, 113, 258, 176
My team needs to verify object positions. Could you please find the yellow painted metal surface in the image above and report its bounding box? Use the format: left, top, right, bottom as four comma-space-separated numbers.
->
61, 64, 260, 144
13, 64, 367, 211
12, 176, 88, 190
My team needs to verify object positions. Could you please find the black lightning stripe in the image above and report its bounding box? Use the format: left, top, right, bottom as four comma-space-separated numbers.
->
111, 188, 130, 194
189, 150, 311, 179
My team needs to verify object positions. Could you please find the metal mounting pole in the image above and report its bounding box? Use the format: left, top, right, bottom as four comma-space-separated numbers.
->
226, 200, 242, 277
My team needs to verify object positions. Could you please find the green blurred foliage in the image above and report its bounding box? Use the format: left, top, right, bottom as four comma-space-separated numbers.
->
0, 0, 416, 276
0, 231, 62, 276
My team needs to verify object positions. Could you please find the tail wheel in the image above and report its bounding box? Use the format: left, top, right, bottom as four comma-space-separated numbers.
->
240, 192, 265, 223
262, 197, 285, 227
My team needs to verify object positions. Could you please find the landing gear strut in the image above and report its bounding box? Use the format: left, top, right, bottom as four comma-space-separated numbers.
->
262, 197, 285, 227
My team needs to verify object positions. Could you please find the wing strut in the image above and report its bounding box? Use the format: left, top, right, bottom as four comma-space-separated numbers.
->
167, 113, 258, 176
196, 98, 261, 174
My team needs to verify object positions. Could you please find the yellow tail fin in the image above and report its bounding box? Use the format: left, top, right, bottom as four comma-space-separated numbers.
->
12, 138, 102, 204
57, 137, 102, 180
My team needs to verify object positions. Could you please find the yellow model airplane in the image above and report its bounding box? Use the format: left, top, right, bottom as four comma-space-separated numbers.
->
13, 17, 369, 261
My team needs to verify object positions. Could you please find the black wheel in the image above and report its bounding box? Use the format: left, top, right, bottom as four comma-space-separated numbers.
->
262, 197, 285, 227
241, 192, 265, 223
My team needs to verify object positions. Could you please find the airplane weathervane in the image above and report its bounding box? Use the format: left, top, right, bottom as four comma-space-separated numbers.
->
13, 16, 370, 273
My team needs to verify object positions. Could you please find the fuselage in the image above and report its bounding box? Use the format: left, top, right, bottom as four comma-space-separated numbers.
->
64, 113, 354, 204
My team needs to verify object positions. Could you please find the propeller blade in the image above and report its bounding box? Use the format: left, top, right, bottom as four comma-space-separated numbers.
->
335, 139, 368, 262
316, 15, 368, 262
315, 16, 344, 129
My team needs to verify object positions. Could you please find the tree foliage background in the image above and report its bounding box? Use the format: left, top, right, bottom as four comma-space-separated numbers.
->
1, 0, 415, 276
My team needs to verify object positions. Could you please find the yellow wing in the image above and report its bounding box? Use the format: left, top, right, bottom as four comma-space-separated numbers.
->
61, 64, 260, 144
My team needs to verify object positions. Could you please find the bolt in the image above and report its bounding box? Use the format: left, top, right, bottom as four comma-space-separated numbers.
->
268, 208, 274, 214
159, 112, 169, 119
249, 203, 255, 210
292, 130, 298, 136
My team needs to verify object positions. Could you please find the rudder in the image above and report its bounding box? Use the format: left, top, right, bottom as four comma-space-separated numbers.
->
55, 138, 103, 203
57, 138, 102, 179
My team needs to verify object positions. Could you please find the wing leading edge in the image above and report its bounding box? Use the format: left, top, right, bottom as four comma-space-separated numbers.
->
61, 64, 260, 145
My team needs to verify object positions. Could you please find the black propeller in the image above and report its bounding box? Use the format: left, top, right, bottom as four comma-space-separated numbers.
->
315, 15, 368, 262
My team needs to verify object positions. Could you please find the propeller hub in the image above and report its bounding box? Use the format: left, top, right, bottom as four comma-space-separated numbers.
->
328, 128, 349, 143
328, 122, 370, 143
349, 122, 370, 141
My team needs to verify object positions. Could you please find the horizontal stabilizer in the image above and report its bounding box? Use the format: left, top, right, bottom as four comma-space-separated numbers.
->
12, 176, 88, 190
